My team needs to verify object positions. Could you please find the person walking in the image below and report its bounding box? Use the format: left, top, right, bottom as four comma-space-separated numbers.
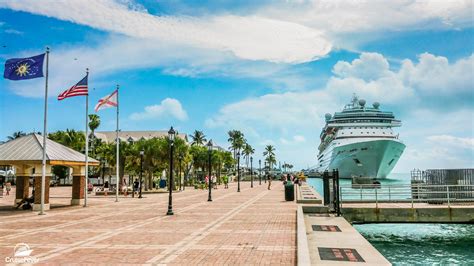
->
205, 175, 209, 189
122, 177, 128, 197
5, 182, 11, 196
223, 175, 229, 189
103, 181, 109, 196
267, 174, 272, 190
133, 179, 139, 197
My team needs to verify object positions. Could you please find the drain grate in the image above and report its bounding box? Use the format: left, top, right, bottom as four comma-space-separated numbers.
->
318, 247, 365, 262
312, 225, 341, 232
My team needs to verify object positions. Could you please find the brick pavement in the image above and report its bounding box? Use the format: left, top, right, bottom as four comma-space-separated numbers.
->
0, 182, 296, 265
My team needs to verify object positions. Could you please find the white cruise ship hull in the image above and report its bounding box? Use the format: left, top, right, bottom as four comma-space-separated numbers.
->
316, 138, 405, 179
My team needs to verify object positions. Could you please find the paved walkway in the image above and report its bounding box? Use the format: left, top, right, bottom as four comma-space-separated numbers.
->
0, 182, 296, 265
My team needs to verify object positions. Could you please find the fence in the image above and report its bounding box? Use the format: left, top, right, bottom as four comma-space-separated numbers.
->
340, 183, 474, 208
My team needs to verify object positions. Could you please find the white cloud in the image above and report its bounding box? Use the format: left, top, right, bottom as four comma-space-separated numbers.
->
427, 135, 474, 150
206, 52, 474, 170
326, 52, 473, 104
332, 53, 390, 81
0, 0, 331, 63
262, 0, 472, 33
207, 52, 474, 133
4, 29, 23, 35
280, 135, 306, 145
129, 98, 188, 121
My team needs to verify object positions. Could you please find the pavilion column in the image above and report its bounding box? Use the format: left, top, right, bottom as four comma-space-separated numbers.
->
14, 176, 30, 205
71, 175, 85, 205
33, 175, 51, 211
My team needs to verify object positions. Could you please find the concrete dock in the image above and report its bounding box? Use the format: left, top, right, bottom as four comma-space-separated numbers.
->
296, 183, 390, 265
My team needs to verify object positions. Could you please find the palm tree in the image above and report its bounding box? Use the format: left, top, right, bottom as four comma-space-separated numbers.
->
88, 114, 101, 155
8, 131, 26, 140
227, 130, 245, 173
242, 143, 255, 174
227, 130, 245, 157
190, 130, 207, 146
263, 145, 276, 172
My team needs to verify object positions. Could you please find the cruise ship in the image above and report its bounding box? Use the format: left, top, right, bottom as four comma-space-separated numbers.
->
315, 95, 405, 179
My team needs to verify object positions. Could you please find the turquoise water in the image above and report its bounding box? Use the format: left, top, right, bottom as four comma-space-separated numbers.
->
355, 223, 474, 265
306, 174, 474, 265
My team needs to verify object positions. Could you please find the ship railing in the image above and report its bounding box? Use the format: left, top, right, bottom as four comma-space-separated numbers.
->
339, 184, 474, 208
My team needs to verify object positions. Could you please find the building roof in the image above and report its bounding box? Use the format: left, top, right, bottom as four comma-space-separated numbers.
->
94, 130, 188, 143
0, 134, 99, 166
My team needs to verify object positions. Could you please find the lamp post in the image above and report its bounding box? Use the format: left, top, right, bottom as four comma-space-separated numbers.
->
264, 161, 267, 183
236, 149, 241, 192
178, 154, 183, 191
167, 126, 175, 215
139, 149, 144, 198
259, 159, 262, 185
207, 140, 213, 201
250, 157, 253, 188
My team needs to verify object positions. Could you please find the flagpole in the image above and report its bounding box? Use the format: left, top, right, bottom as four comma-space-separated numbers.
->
116, 84, 120, 202
84, 68, 89, 207
39, 47, 50, 215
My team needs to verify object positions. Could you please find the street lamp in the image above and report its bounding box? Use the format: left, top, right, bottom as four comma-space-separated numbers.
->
259, 159, 262, 185
250, 156, 253, 188
167, 126, 175, 215
178, 154, 184, 191
236, 149, 241, 192
207, 140, 213, 201
264, 161, 267, 183
139, 149, 144, 198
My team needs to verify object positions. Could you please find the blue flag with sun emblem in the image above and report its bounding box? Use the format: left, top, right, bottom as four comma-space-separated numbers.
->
3, 53, 45, 80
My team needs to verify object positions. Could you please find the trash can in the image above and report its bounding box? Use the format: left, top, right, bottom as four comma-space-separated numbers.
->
285, 181, 294, 201
159, 179, 167, 189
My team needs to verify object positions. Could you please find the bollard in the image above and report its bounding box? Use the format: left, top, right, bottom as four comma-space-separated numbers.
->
323, 170, 330, 205
335, 169, 340, 216
375, 187, 378, 209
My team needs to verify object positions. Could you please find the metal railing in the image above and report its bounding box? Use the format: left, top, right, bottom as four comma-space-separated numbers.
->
339, 184, 474, 208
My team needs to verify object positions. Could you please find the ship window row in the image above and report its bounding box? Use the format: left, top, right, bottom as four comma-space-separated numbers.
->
340, 131, 389, 135
347, 127, 387, 129
336, 147, 369, 155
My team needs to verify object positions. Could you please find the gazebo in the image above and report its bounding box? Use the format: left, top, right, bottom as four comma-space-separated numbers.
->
0, 133, 99, 211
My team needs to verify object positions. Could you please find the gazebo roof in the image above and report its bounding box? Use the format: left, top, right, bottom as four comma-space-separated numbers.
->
0, 133, 99, 166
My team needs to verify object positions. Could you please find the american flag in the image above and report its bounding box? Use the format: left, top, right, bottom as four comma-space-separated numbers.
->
58, 75, 88, 100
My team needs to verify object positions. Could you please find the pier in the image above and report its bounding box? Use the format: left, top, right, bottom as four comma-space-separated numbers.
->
0, 182, 297, 264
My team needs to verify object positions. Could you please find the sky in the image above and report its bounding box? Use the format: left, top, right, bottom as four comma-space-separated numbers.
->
0, 0, 473, 173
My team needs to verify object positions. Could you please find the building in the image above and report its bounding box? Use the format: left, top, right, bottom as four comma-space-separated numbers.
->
94, 130, 188, 144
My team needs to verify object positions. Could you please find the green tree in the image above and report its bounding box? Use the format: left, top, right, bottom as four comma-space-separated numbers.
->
242, 143, 255, 173
263, 145, 276, 172
7, 131, 26, 140
48, 129, 85, 152
190, 130, 207, 146
88, 114, 101, 156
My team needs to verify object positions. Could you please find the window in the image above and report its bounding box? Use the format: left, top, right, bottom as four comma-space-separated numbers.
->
361, 148, 368, 151
350, 132, 353, 134
388, 159, 395, 166
349, 148, 357, 152
353, 158, 362, 165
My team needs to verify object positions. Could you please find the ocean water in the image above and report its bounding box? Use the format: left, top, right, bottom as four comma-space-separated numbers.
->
355, 223, 474, 265
306, 173, 474, 265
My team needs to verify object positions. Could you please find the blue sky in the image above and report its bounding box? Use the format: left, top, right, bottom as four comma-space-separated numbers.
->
0, 0, 473, 172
